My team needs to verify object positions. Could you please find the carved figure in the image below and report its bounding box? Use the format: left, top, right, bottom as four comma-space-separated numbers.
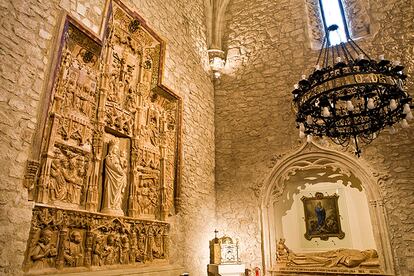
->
108, 73, 119, 103
64, 230, 84, 267
29, 229, 57, 269
104, 234, 117, 265
120, 236, 130, 264
129, 232, 137, 263
276, 238, 290, 262
101, 141, 127, 216
288, 248, 380, 268
67, 158, 84, 203
92, 235, 105, 266
138, 182, 149, 214
152, 231, 163, 259
148, 186, 158, 215
120, 150, 128, 170
137, 234, 146, 262
148, 115, 159, 146
49, 155, 84, 204
49, 158, 68, 201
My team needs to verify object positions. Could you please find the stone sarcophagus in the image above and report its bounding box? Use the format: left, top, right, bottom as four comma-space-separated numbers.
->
24, 1, 181, 274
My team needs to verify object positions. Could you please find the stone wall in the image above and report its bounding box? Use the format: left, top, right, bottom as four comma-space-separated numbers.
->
0, 0, 215, 275
215, 0, 414, 275
0, 1, 61, 274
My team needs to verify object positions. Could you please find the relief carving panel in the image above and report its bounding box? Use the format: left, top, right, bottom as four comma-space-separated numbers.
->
25, 1, 181, 274
23, 206, 169, 273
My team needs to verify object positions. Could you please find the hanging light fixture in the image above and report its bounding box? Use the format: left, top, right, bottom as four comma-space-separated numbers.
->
292, 24, 413, 157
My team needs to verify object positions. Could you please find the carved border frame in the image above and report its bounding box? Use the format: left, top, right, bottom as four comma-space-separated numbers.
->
259, 142, 394, 275
26, 0, 183, 212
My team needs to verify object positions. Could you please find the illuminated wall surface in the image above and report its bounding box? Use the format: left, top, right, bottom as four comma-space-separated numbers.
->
0, 0, 413, 275
274, 180, 376, 251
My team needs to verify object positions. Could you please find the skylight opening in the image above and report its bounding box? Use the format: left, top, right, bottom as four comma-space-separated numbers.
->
319, 0, 349, 46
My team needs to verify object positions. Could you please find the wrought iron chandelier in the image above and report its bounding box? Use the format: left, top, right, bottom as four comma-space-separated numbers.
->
292, 25, 413, 157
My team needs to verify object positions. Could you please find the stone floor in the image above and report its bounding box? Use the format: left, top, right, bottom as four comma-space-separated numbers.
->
27, 264, 185, 276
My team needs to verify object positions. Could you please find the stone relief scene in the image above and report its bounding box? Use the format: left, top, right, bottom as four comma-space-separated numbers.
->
23, 206, 169, 273
21, 1, 180, 274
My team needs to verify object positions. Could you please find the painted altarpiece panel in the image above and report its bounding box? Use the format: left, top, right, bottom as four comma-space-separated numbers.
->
23, 1, 181, 274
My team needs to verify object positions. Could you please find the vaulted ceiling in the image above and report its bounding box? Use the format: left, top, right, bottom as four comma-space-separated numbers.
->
204, 0, 231, 50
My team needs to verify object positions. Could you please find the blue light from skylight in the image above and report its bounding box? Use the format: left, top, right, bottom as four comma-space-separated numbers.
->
320, 0, 348, 45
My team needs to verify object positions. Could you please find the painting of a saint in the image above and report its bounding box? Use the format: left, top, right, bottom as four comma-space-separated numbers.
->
302, 192, 345, 240
315, 202, 326, 229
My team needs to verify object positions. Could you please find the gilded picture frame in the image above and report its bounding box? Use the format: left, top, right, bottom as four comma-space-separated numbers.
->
301, 192, 345, 241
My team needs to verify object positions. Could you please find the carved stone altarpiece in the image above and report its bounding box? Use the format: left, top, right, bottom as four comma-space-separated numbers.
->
24, 1, 181, 274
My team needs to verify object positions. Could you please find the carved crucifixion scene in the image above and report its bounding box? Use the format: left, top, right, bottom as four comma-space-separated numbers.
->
23, 2, 180, 274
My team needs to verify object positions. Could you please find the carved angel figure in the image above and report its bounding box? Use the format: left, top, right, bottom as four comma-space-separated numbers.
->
276, 238, 290, 262
101, 141, 127, 216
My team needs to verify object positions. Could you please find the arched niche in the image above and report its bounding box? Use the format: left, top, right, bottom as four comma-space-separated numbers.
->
260, 142, 394, 275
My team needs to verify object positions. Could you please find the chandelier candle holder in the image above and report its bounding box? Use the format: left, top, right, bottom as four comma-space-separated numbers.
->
292, 24, 413, 157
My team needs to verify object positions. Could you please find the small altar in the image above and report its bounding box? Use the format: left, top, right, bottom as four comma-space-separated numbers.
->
208, 264, 246, 276
208, 232, 245, 276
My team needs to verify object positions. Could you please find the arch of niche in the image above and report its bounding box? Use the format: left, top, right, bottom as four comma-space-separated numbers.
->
260, 141, 394, 275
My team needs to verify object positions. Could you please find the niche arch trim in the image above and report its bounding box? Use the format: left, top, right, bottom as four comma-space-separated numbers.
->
260, 141, 394, 275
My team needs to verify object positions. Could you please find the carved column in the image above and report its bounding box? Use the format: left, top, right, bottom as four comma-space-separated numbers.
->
162, 227, 169, 258
159, 113, 168, 220
37, 114, 60, 204
56, 227, 68, 270
128, 138, 140, 217
85, 154, 100, 211
147, 228, 154, 262
84, 230, 94, 267
85, 37, 112, 212
128, 83, 142, 217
